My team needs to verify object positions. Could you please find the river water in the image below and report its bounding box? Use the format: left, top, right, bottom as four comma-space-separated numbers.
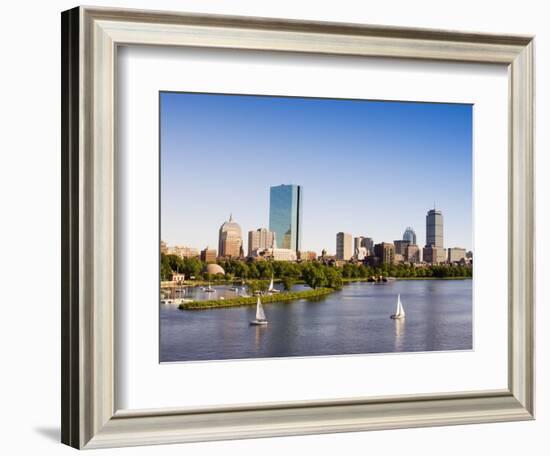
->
160, 280, 472, 362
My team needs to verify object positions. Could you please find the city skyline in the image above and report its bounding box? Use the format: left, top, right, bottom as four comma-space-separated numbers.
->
161, 92, 472, 253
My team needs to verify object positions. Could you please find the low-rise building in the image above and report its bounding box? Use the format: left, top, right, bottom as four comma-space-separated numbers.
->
200, 246, 217, 263
298, 251, 317, 261
172, 272, 185, 283
167, 245, 200, 258
250, 247, 297, 262
405, 244, 421, 263
423, 245, 446, 264
394, 240, 410, 256
374, 242, 395, 264
448, 247, 467, 263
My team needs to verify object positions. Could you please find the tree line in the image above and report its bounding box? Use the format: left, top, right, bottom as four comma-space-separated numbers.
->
161, 253, 472, 290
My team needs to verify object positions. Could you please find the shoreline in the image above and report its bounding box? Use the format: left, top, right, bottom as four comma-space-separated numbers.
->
178, 287, 334, 310
164, 276, 471, 289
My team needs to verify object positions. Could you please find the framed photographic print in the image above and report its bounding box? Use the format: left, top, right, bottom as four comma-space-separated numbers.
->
61, 6, 535, 449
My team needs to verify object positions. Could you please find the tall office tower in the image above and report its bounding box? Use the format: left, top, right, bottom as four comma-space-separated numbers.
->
426, 209, 444, 248
403, 226, 417, 245
269, 184, 302, 252
248, 228, 275, 256
336, 232, 353, 260
218, 214, 243, 258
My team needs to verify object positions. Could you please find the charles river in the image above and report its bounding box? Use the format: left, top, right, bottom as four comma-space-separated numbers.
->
160, 280, 472, 362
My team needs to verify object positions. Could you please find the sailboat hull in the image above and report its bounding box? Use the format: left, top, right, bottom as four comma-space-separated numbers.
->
390, 314, 405, 319
249, 320, 268, 326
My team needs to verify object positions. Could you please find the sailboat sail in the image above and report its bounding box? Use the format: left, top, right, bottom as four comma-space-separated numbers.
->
398, 295, 405, 317
395, 294, 401, 316
256, 296, 266, 321
391, 294, 405, 319
268, 276, 274, 291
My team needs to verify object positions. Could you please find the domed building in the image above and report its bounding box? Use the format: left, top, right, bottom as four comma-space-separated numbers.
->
218, 214, 243, 258
204, 263, 225, 276
403, 226, 417, 245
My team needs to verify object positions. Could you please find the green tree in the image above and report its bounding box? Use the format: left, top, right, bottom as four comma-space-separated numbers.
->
324, 267, 343, 290
281, 276, 295, 291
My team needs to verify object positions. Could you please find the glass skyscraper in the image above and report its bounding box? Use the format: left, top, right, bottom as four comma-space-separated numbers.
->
269, 184, 302, 251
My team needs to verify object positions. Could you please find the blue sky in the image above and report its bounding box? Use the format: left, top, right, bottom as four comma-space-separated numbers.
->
160, 92, 472, 254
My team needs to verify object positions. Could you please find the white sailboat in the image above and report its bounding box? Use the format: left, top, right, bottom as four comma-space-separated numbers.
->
250, 295, 268, 326
267, 275, 280, 294
390, 293, 406, 319
204, 283, 215, 293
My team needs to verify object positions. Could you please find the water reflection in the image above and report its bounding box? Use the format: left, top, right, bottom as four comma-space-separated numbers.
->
160, 280, 472, 362
393, 318, 405, 352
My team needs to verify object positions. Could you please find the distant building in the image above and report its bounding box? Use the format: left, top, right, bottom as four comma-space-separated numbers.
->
374, 242, 395, 264
403, 227, 417, 245
448, 247, 467, 263
355, 247, 368, 261
336, 232, 353, 260
423, 245, 446, 264
251, 247, 297, 262
394, 240, 411, 256
405, 244, 421, 263
200, 246, 217, 263
426, 209, 444, 248
172, 272, 185, 283
269, 184, 302, 252
167, 245, 199, 258
218, 214, 243, 258
363, 237, 374, 255
298, 251, 317, 261
248, 228, 275, 256
354, 236, 374, 256
160, 240, 168, 254
394, 253, 404, 264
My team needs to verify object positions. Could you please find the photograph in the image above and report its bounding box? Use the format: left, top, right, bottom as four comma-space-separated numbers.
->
159, 92, 474, 362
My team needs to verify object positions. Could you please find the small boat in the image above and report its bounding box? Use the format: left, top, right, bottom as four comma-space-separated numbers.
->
267, 275, 280, 294
229, 286, 240, 292
204, 284, 215, 293
161, 298, 191, 305
390, 293, 406, 319
250, 295, 268, 326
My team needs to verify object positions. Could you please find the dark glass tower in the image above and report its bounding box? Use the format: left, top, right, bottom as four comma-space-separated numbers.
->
269, 184, 302, 252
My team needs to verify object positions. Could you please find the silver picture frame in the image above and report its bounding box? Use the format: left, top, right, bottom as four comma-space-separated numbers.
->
61, 6, 535, 449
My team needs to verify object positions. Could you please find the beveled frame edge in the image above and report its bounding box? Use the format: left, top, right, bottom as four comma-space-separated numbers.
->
61, 5, 535, 449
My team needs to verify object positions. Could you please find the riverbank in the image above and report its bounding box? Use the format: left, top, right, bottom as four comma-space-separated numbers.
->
179, 287, 334, 310
342, 276, 472, 283
396, 277, 472, 280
